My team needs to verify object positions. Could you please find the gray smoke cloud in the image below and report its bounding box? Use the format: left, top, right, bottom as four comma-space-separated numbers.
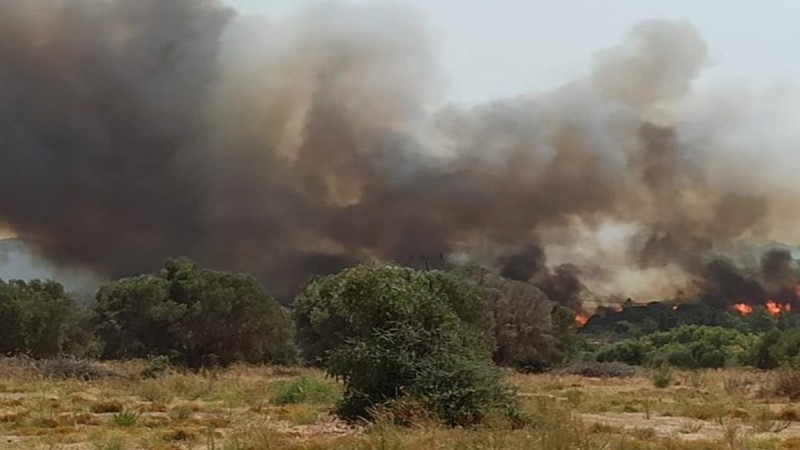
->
2, 0, 800, 303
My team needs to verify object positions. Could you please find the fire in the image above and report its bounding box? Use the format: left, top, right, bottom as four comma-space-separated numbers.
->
574, 313, 589, 327
732, 303, 753, 316
764, 300, 792, 316
765, 301, 781, 315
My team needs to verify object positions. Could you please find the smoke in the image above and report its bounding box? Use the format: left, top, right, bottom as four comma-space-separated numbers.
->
2, 0, 800, 302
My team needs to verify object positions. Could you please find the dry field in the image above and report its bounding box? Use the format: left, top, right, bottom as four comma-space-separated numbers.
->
3, 360, 800, 449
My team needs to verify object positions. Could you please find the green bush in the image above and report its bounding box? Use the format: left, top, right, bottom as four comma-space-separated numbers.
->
293, 264, 519, 426
651, 366, 673, 388
596, 325, 758, 369
465, 268, 572, 372
0, 279, 93, 357
94, 258, 293, 368
269, 376, 341, 406
747, 328, 800, 370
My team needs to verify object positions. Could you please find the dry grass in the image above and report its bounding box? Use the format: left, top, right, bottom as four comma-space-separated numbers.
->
2, 361, 800, 449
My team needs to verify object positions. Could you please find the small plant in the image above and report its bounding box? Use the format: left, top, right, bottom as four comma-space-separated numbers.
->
651, 366, 672, 388
565, 388, 582, 407
170, 405, 193, 421
557, 362, 638, 378
91, 400, 124, 414
723, 375, 750, 395
91, 435, 127, 450
687, 370, 707, 389
38, 357, 120, 380
139, 356, 172, 379
268, 376, 341, 406
773, 370, 800, 400
678, 420, 703, 434
111, 410, 139, 427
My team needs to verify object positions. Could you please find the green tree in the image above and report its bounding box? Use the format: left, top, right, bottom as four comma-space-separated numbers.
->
0, 279, 90, 357
94, 258, 293, 368
293, 264, 518, 426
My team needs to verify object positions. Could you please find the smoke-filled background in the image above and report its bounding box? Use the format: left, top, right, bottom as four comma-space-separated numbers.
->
2, 0, 800, 308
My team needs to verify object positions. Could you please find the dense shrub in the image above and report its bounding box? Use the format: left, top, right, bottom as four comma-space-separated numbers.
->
94, 258, 293, 368
37, 357, 121, 380
747, 328, 800, 369
0, 279, 93, 357
269, 376, 342, 406
596, 325, 758, 369
556, 362, 638, 378
467, 268, 572, 372
293, 264, 519, 426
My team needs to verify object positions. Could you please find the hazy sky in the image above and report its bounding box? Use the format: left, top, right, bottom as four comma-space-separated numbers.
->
227, 0, 798, 104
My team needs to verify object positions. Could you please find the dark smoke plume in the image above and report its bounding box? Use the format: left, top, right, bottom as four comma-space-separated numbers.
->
2, 0, 800, 302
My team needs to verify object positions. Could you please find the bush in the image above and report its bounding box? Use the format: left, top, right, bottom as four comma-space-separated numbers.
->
293, 264, 519, 426
596, 325, 758, 369
94, 258, 293, 368
269, 376, 341, 406
37, 357, 121, 380
651, 366, 673, 388
747, 328, 800, 370
466, 269, 572, 372
773, 370, 800, 400
556, 362, 638, 378
0, 279, 94, 357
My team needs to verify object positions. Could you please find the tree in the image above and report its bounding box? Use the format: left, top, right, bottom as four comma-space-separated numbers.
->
0, 279, 90, 357
467, 268, 570, 372
94, 258, 293, 368
293, 264, 519, 426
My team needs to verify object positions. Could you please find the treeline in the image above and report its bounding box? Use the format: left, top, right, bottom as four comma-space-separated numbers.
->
0, 258, 575, 426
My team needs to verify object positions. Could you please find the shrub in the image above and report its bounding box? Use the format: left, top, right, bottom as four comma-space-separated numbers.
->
293, 264, 519, 426
747, 328, 800, 370
111, 411, 139, 427
556, 362, 638, 378
0, 279, 94, 357
596, 325, 758, 369
466, 269, 572, 372
269, 376, 341, 406
651, 366, 673, 388
94, 258, 293, 368
773, 370, 800, 400
37, 357, 121, 380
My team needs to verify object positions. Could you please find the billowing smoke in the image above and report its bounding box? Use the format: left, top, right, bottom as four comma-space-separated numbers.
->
2, 0, 800, 302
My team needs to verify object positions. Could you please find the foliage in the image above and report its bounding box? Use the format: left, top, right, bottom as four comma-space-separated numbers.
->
651, 366, 673, 388
293, 264, 519, 426
111, 411, 139, 427
747, 328, 800, 370
94, 258, 293, 368
556, 362, 638, 378
596, 325, 759, 369
37, 356, 121, 380
467, 268, 572, 372
269, 376, 341, 406
0, 279, 94, 357
772, 370, 800, 400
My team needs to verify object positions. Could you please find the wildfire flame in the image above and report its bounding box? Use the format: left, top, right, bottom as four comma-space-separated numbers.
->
732, 301, 792, 317
732, 303, 753, 316
574, 313, 589, 327
764, 301, 792, 316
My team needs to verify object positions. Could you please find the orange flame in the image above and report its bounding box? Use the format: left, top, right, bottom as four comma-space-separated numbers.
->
732, 303, 753, 316
765, 301, 781, 316
574, 313, 589, 327
765, 300, 792, 316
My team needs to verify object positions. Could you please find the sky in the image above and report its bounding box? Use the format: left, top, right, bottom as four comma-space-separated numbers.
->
227, 0, 799, 105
